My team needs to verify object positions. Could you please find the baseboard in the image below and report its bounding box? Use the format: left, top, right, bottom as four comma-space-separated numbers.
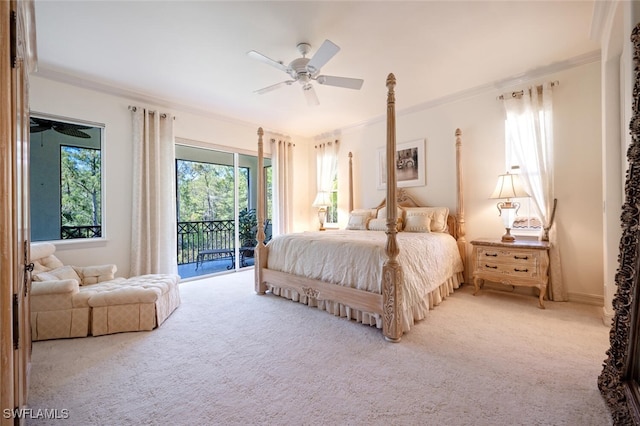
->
480, 282, 604, 306
567, 292, 604, 307
602, 308, 614, 327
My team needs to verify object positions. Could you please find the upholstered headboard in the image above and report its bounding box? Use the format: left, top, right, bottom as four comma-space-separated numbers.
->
372, 188, 458, 238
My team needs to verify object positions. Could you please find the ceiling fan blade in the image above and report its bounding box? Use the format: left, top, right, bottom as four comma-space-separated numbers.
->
30, 126, 49, 133
55, 127, 91, 138
315, 75, 364, 90
303, 84, 319, 106
247, 50, 289, 73
306, 39, 340, 74
254, 80, 295, 95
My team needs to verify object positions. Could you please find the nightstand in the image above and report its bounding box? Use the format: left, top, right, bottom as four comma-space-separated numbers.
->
471, 238, 550, 309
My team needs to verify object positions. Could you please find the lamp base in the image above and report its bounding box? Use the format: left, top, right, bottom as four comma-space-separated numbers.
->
501, 228, 515, 243
317, 207, 327, 232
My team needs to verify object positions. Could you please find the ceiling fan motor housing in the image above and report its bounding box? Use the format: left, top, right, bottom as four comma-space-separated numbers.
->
288, 57, 313, 81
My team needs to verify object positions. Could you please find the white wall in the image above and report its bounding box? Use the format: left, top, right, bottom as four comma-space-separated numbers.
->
30, 76, 312, 277
31, 60, 603, 302
329, 61, 603, 302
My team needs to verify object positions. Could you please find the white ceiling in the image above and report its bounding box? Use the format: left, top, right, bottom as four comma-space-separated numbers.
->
33, 1, 599, 138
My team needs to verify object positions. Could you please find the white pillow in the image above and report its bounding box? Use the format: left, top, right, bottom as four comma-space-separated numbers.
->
346, 214, 370, 230
404, 207, 449, 233
346, 209, 376, 230
404, 215, 431, 232
376, 206, 405, 229
33, 265, 81, 283
367, 217, 402, 231
351, 208, 377, 217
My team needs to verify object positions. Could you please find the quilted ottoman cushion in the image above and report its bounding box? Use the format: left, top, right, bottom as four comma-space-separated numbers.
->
88, 286, 160, 307
87, 273, 180, 336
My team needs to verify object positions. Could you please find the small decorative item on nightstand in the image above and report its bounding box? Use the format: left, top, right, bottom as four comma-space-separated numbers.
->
489, 171, 530, 242
471, 238, 550, 309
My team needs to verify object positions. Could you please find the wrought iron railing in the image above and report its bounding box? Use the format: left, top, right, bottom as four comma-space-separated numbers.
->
177, 219, 272, 266
62, 220, 272, 267
178, 220, 235, 265
61, 225, 102, 239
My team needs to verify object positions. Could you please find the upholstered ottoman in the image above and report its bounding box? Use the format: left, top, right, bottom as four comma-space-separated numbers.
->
84, 274, 181, 336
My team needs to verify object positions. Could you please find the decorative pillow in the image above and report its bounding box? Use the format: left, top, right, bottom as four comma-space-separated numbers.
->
376, 206, 405, 229
351, 208, 377, 217
346, 209, 376, 230
33, 265, 81, 283
404, 207, 449, 233
346, 214, 369, 230
403, 215, 431, 232
367, 217, 402, 231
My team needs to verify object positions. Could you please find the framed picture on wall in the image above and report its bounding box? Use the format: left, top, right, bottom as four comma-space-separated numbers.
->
377, 139, 426, 189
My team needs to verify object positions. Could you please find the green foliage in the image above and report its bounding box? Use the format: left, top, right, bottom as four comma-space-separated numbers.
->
176, 160, 249, 221
239, 208, 257, 247
60, 146, 101, 226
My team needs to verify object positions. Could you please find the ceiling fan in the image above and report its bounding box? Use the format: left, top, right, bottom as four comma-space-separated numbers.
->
248, 39, 364, 106
30, 117, 92, 138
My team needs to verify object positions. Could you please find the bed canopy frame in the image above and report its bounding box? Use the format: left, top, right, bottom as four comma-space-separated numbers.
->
253, 73, 466, 342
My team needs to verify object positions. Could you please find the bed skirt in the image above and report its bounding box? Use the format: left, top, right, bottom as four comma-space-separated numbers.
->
266, 271, 464, 333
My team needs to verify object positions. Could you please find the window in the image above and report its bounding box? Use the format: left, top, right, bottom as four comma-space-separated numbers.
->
505, 121, 542, 233
326, 173, 338, 224
316, 141, 339, 226
30, 114, 103, 241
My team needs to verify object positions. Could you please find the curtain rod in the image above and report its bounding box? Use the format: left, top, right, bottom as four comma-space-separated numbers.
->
496, 81, 559, 101
315, 140, 339, 149
128, 105, 174, 119
270, 138, 295, 147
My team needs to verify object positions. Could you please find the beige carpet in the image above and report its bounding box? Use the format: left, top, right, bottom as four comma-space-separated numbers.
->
27, 270, 612, 425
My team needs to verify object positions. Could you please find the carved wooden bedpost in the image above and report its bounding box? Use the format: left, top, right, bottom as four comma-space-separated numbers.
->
382, 73, 403, 342
348, 152, 354, 213
255, 127, 267, 294
455, 128, 467, 280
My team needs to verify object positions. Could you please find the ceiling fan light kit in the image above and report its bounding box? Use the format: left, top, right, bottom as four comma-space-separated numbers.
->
248, 39, 364, 106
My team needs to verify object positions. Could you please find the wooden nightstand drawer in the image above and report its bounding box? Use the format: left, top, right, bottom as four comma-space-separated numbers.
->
476, 260, 539, 279
471, 238, 550, 308
476, 247, 539, 267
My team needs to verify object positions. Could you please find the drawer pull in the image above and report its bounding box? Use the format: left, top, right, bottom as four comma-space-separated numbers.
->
514, 268, 529, 272
514, 255, 529, 260
484, 253, 498, 257
484, 264, 498, 269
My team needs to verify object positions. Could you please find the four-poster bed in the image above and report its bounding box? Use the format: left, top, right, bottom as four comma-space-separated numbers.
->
253, 74, 466, 342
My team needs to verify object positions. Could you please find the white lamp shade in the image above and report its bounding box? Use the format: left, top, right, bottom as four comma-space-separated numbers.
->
312, 191, 332, 207
489, 172, 530, 199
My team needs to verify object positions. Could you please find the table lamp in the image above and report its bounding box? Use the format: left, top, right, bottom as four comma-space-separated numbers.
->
489, 171, 530, 242
312, 191, 331, 231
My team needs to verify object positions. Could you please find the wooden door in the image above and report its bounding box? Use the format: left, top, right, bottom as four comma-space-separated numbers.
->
1, 1, 36, 424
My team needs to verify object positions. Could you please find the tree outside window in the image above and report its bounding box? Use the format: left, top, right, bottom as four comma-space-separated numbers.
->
60, 145, 102, 234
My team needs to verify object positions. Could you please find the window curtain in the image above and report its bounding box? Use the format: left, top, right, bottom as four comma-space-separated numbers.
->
502, 82, 566, 301
130, 107, 178, 275
315, 140, 339, 195
270, 137, 295, 236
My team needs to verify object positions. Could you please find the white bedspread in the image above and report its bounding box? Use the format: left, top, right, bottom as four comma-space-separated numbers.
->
266, 230, 464, 330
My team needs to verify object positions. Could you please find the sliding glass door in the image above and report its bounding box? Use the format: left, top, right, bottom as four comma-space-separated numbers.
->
175, 144, 271, 278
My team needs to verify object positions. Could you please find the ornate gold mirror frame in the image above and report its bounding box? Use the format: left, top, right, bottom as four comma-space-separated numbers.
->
598, 23, 640, 425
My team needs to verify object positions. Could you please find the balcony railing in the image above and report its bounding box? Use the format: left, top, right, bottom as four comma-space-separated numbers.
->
61, 225, 102, 239
178, 220, 236, 265
62, 220, 271, 267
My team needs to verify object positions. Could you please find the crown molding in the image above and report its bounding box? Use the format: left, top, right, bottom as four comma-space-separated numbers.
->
31, 66, 296, 138
333, 50, 601, 137
33, 49, 601, 142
